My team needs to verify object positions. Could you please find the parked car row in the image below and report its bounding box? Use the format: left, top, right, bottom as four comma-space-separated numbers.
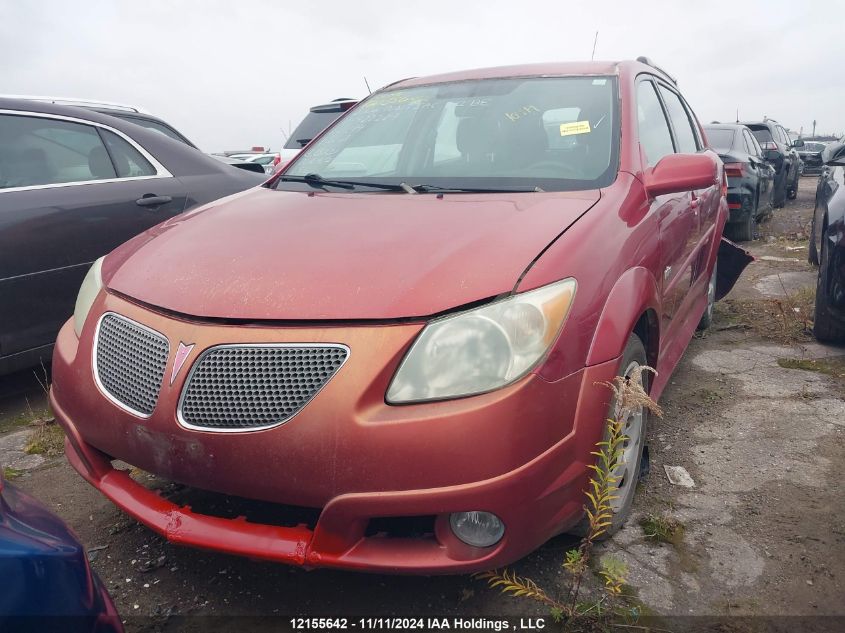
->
701, 118, 808, 242
703, 123, 775, 241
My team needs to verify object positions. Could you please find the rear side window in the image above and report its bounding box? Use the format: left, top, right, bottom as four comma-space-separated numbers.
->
0, 114, 114, 188
101, 129, 156, 177
743, 129, 761, 156
658, 86, 698, 153
636, 81, 674, 167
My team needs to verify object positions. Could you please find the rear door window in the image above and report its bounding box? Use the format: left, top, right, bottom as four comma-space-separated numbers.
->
658, 86, 699, 153
0, 114, 115, 188
636, 80, 675, 167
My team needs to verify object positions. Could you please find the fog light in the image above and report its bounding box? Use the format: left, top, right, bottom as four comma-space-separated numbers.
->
449, 511, 505, 547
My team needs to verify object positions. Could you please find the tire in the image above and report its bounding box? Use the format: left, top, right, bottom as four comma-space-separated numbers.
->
773, 169, 787, 208
732, 205, 756, 242
813, 231, 845, 343
809, 213, 819, 266
697, 262, 717, 331
568, 334, 649, 539
787, 162, 800, 200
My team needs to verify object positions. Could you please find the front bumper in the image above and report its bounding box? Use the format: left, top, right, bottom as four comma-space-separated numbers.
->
52, 293, 620, 573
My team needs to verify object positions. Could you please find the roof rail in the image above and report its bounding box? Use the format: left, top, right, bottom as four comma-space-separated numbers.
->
0, 95, 149, 114
635, 56, 678, 85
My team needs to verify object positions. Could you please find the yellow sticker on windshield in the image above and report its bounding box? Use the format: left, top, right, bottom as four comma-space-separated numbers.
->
560, 120, 591, 136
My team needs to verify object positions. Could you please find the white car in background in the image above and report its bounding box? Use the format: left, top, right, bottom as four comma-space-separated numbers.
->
244, 152, 281, 173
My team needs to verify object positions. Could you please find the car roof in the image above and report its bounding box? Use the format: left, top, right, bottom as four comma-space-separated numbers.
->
0, 96, 151, 128
742, 121, 777, 128
0, 97, 227, 174
387, 59, 671, 90
90, 107, 174, 126
704, 123, 746, 130
0, 94, 148, 113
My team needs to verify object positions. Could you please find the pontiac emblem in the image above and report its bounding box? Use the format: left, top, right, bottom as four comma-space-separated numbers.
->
170, 342, 195, 385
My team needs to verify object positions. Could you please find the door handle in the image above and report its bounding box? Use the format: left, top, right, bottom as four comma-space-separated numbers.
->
136, 194, 173, 208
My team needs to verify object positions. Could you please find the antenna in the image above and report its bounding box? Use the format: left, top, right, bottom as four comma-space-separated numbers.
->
591, 31, 599, 61
364, 76, 372, 95
736, 108, 739, 123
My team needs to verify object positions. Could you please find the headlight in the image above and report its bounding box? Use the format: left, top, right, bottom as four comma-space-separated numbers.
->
386, 278, 576, 403
73, 257, 104, 337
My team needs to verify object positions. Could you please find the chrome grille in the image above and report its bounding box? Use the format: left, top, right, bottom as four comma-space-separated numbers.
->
94, 313, 169, 416
178, 344, 349, 431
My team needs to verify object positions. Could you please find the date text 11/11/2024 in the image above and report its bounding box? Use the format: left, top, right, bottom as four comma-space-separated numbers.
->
290, 617, 547, 630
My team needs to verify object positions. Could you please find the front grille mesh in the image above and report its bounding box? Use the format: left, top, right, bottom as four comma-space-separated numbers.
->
95, 314, 169, 416
179, 345, 348, 430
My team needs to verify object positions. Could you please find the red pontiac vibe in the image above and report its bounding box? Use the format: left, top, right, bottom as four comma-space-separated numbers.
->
51, 59, 748, 573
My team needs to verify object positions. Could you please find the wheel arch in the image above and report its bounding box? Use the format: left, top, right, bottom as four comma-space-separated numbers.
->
585, 266, 661, 368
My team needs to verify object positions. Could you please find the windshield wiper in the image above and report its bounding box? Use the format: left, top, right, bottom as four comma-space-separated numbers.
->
412, 184, 544, 193
276, 174, 543, 194
276, 173, 409, 192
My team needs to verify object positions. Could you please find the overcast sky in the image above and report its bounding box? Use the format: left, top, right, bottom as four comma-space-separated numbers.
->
2, 1, 842, 152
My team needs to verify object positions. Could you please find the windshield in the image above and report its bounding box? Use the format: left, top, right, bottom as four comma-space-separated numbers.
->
279, 76, 618, 192
284, 110, 346, 150
705, 128, 735, 153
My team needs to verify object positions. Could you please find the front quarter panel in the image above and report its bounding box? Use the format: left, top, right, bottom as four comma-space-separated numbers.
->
517, 173, 660, 382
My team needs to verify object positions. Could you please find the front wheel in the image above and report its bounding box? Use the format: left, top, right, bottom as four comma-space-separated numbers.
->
787, 166, 799, 200
568, 333, 649, 539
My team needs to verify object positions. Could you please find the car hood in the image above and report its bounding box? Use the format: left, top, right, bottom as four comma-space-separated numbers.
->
104, 186, 600, 320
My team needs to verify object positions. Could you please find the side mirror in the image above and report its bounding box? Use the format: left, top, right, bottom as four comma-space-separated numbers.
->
644, 153, 718, 198
791, 139, 805, 149
822, 142, 845, 166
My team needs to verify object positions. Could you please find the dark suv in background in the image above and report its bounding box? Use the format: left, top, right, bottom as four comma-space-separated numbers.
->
742, 119, 802, 207
280, 98, 358, 164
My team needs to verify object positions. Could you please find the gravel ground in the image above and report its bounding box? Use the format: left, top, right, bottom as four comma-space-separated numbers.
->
2, 177, 843, 632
